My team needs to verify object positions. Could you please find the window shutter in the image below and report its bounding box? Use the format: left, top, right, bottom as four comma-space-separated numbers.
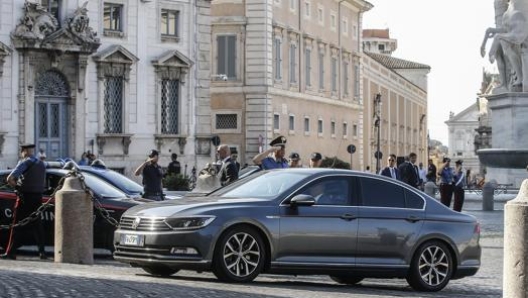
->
217, 36, 226, 76
227, 35, 236, 78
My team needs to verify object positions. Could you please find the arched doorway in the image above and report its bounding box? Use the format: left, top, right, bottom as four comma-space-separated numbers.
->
35, 70, 70, 160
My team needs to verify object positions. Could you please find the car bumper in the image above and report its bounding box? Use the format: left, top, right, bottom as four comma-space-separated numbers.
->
113, 226, 218, 270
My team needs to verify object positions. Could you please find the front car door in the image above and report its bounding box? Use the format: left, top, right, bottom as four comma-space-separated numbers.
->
356, 176, 425, 267
276, 175, 359, 268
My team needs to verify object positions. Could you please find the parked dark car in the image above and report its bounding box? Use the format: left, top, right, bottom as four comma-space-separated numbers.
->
0, 168, 146, 252
113, 168, 481, 292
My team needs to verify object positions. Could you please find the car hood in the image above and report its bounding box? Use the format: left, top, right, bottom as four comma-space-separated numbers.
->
124, 196, 267, 217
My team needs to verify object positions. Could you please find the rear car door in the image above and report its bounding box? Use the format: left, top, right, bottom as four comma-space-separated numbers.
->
356, 176, 425, 266
277, 175, 359, 267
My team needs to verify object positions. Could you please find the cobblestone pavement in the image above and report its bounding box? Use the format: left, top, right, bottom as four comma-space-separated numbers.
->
0, 199, 506, 298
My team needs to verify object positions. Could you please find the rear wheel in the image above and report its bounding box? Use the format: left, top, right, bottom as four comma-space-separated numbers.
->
406, 241, 453, 292
212, 226, 266, 282
142, 266, 180, 277
330, 275, 364, 285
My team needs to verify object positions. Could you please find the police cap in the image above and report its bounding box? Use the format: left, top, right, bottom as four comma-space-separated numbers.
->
148, 149, 159, 158
311, 152, 322, 161
289, 152, 300, 160
269, 135, 287, 147
20, 143, 35, 152
455, 159, 463, 165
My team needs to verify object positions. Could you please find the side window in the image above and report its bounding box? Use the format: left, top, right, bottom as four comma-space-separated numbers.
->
360, 177, 405, 208
405, 189, 425, 209
297, 177, 351, 206
45, 174, 62, 196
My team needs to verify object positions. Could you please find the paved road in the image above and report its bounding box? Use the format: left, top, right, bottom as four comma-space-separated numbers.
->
0, 198, 507, 298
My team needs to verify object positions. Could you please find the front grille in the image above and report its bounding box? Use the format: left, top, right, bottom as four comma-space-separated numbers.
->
119, 216, 171, 231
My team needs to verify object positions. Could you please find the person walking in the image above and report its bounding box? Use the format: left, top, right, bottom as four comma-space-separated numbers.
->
398, 152, 420, 188
453, 160, 466, 212
217, 144, 238, 186
166, 153, 181, 176
253, 136, 289, 169
379, 154, 400, 180
4, 144, 47, 260
288, 152, 302, 168
134, 149, 164, 201
437, 157, 455, 208
418, 162, 427, 190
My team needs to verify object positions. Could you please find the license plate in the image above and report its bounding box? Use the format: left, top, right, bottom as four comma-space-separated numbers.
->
121, 234, 145, 247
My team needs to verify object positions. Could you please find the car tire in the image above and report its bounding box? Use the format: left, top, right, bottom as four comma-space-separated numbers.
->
212, 226, 266, 283
406, 240, 453, 292
142, 266, 180, 277
329, 275, 364, 285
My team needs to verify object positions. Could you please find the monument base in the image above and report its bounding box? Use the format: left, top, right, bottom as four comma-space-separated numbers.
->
486, 166, 527, 188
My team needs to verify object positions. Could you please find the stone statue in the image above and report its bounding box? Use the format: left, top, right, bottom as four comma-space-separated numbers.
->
12, 1, 58, 40
66, 2, 99, 45
482, 0, 528, 93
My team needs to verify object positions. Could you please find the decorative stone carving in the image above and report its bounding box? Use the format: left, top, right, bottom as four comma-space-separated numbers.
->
0, 42, 12, 77
93, 45, 139, 81
152, 50, 193, 84
66, 2, 99, 45
35, 70, 70, 97
12, 1, 59, 41
195, 136, 213, 156
154, 134, 188, 155
96, 133, 133, 156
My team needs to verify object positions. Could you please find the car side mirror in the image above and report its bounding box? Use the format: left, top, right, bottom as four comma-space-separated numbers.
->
290, 194, 316, 208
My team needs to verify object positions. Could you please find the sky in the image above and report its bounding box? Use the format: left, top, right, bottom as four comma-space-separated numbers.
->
362, 0, 496, 146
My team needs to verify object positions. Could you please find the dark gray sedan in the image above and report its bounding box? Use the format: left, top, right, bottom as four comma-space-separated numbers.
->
113, 169, 481, 292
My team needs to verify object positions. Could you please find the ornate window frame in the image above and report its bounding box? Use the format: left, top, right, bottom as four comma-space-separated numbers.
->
0, 42, 12, 77
152, 50, 193, 153
92, 45, 138, 155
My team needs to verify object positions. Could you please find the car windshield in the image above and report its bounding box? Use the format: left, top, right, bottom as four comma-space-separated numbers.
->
92, 169, 143, 194
216, 170, 311, 199
82, 173, 126, 198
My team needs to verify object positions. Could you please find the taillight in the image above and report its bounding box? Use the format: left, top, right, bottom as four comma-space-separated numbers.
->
474, 222, 481, 234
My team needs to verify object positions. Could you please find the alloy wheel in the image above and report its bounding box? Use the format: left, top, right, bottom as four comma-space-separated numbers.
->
418, 245, 449, 287
222, 232, 261, 278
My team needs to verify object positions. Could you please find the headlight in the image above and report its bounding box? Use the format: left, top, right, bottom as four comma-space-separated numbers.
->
164, 216, 216, 230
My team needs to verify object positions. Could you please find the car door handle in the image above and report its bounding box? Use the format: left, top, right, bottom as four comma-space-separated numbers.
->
340, 213, 357, 221
405, 216, 421, 223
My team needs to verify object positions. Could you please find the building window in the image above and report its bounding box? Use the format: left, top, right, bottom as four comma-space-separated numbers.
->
342, 18, 348, 35
217, 35, 237, 80
160, 79, 179, 134
305, 48, 311, 87
274, 38, 282, 80
42, 0, 60, 20
353, 124, 358, 137
317, 6, 324, 25
103, 76, 124, 133
103, 3, 123, 32
216, 114, 238, 129
304, 0, 311, 18
318, 52, 324, 90
343, 61, 349, 95
330, 13, 336, 30
161, 9, 179, 38
354, 64, 360, 98
289, 115, 295, 131
290, 0, 296, 11
331, 121, 336, 136
353, 25, 358, 38
304, 117, 310, 133
274, 113, 280, 131
331, 57, 337, 92
318, 119, 323, 134
343, 122, 348, 137
290, 44, 297, 83
379, 44, 385, 52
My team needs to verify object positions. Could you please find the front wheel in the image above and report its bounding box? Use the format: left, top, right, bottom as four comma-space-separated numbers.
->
406, 241, 453, 292
142, 266, 180, 277
212, 226, 266, 282
330, 275, 364, 285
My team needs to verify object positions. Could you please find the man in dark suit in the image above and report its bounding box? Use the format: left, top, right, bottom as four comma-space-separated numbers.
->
379, 154, 399, 180
217, 144, 238, 186
398, 152, 420, 188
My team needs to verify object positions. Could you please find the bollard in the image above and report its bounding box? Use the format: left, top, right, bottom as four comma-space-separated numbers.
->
503, 179, 528, 298
54, 172, 93, 264
424, 181, 436, 198
482, 181, 495, 211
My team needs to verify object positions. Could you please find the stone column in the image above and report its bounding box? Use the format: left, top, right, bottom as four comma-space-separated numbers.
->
503, 179, 528, 297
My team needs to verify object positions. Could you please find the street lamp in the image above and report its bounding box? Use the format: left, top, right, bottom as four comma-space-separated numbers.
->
374, 93, 382, 173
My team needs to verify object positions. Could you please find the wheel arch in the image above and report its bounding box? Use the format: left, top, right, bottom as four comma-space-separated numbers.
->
410, 235, 459, 274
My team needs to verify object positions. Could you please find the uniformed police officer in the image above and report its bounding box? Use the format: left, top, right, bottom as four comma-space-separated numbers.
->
134, 149, 164, 201
4, 144, 47, 260
252, 136, 289, 169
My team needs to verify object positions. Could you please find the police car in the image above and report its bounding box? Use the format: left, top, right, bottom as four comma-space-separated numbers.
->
0, 168, 148, 253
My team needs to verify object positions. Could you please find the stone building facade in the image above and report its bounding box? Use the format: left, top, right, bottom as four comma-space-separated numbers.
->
445, 105, 481, 176
361, 29, 430, 172
210, 0, 373, 167
0, 0, 212, 177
